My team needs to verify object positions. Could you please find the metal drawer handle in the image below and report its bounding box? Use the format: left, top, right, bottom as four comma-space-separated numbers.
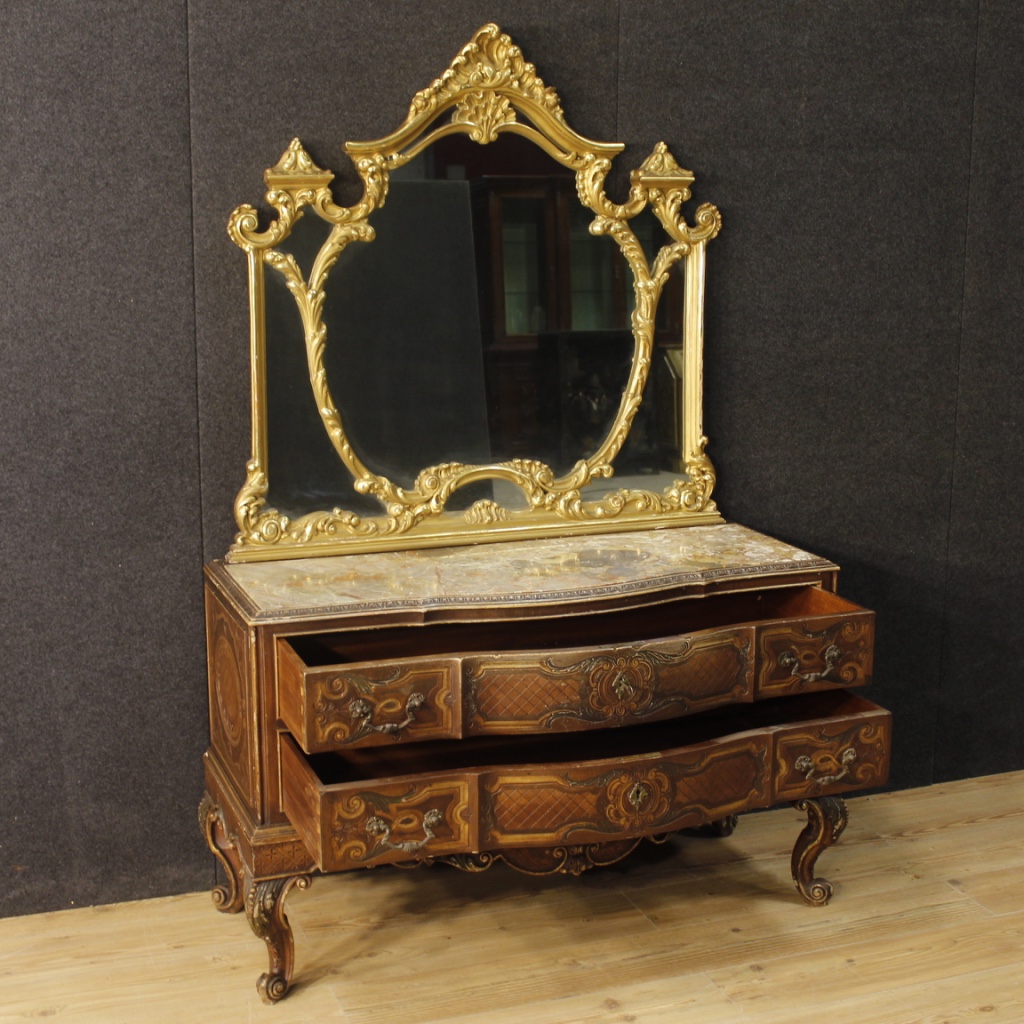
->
349, 692, 425, 737
779, 643, 842, 683
366, 808, 444, 855
795, 748, 857, 786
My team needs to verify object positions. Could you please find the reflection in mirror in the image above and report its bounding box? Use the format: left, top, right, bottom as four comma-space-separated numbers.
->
265, 213, 381, 517
264, 133, 684, 507
320, 178, 493, 513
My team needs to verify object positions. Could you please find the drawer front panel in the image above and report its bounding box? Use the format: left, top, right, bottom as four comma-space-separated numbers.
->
278, 641, 460, 753
321, 779, 474, 871
480, 739, 770, 847
280, 734, 476, 871
281, 693, 890, 871
758, 610, 874, 697
465, 628, 754, 734
773, 707, 891, 800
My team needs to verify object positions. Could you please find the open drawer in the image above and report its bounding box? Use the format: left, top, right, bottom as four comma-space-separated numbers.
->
277, 586, 875, 753
280, 690, 891, 871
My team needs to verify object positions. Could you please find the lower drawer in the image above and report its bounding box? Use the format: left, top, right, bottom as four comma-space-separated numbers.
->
280, 691, 890, 872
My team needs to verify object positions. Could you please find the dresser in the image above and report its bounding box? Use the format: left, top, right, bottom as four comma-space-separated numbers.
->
200, 522, 889, 1001
201, 24, 892, 1002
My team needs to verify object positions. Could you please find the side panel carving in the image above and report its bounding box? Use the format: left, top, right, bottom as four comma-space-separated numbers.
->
206, 587, 258, 810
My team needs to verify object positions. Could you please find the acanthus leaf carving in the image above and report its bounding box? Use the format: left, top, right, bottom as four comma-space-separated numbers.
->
227, 25, 722, 560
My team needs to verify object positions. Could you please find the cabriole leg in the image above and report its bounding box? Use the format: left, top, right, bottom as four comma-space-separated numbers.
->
791, 796, 848, 905
198, 793, 244, 914
245, 873, 313, 1003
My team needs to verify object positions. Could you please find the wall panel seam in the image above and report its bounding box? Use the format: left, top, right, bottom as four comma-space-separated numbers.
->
934, 0, 984, 785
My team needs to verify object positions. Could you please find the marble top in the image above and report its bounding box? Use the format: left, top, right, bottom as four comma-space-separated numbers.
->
218, 523, 834, 622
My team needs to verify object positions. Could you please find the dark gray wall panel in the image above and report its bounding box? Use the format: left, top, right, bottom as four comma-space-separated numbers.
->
3, 1, 1022, 919
619, 0, 977, 788
0, 3, 206, 915
189, 2, 622, 562
938, 0, 1024, 780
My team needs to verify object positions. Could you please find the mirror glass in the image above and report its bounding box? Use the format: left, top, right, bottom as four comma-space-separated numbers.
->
263, 133, 685, 519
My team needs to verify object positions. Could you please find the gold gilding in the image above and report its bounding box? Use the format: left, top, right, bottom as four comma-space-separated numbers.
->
227, 23, 722, 561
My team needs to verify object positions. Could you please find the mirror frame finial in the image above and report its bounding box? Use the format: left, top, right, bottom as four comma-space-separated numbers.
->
226, 24, 723, 561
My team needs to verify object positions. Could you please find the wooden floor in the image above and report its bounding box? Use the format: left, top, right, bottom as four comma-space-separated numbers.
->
2, 772, 1022, 1024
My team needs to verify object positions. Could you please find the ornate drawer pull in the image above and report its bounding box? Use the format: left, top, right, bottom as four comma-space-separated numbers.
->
366, 808, 444, 855
779, 643, 842, 683
349, 692, 425, 738
795, 748, 857, 786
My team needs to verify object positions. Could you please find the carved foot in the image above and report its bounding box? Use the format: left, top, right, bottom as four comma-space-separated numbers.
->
198, 793, 244, 913
791, 796, 848, 905
245, 874, 313, 1003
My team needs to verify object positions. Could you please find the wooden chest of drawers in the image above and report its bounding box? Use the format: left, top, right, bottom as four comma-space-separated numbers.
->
199, 523, 890, 1001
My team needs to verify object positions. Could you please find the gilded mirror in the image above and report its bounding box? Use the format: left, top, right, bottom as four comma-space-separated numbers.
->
226, 23, 722, 561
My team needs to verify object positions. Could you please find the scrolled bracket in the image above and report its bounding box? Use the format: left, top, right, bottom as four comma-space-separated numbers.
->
198, 794, 244, 914
228, 139, 336, 251
791, 796, 849, 906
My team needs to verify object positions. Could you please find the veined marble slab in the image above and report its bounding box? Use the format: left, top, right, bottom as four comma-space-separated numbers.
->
218, 523, 834, 622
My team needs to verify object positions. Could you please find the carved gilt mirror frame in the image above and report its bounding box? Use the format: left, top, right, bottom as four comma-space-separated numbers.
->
226, 23, 722, 562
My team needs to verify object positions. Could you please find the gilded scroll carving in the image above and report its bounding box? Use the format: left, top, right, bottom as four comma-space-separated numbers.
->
226, 23, 723, 561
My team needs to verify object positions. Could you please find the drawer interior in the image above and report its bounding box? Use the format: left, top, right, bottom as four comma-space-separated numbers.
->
300, 690, 882, 785
288, 586, 863, 667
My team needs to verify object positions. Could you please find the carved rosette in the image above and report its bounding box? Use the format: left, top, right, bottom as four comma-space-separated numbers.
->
228, 24, 722, 560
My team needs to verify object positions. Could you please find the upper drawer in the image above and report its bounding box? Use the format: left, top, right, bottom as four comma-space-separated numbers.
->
278, 641, 463, 752
278, 627, 752, 753
755, 587, 874, 696
277, 586, 873, 753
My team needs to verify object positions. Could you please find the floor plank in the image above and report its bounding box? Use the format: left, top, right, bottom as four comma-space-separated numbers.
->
0, 771, 1021, 1024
